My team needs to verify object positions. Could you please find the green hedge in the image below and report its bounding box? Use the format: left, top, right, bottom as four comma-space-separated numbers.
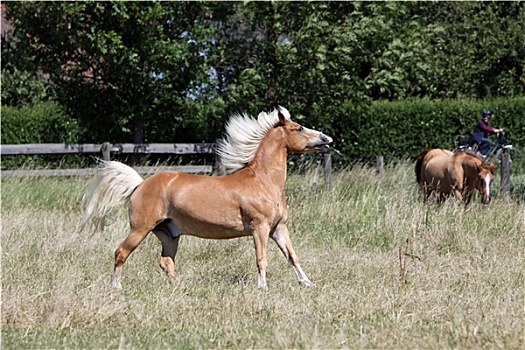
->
2, 102, 83, 144
2, 98, 524, 169
335, 96, 525, 162
1, 102, 85, 169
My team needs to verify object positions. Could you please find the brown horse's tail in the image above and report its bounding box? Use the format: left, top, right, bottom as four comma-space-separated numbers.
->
80, 160, 144, 233
415, 149, 431, 184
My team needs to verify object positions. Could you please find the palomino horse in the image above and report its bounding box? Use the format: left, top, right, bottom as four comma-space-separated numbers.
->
415, 149, 495, 205
83, 106, 332, 288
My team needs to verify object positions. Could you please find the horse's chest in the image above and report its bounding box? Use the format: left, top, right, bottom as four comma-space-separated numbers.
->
271, 200, 286, 222
242, 194, 287, 227
266, 192, 286, 217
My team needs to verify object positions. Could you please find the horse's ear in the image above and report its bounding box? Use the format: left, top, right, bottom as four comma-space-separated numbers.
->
480, 162, 496, 173
276, 109, 287, 125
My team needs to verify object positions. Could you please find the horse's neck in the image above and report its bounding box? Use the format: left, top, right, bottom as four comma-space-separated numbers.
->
464, 156, 478, 170
462, 157, 479, 181
248, 129, 288, 190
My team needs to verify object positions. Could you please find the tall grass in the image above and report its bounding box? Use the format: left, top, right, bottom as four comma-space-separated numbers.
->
2, 162, 524, 349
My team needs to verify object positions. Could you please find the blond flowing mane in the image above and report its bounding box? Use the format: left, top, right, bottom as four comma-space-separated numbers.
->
216, 106, 291, 174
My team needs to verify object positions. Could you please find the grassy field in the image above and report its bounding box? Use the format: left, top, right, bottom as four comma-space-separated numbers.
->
2, 161, 524, 349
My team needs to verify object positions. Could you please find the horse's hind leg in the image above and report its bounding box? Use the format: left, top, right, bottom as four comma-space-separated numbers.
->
113, 227, 151, 288
271, 223, 313, 287
152, 226, 180, 284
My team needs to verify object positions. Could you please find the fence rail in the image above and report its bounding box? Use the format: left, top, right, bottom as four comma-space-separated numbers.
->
1, 142, 216, 178
1, 142, 514, 197
1, 142, 215, 156
1, 142, 334, 185
0, 165, 215, 178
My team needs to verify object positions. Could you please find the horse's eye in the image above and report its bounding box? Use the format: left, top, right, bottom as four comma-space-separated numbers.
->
298, 126, 304, 132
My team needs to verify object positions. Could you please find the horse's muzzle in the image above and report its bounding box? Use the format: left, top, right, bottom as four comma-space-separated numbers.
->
321, 134, 333, 144
306, 133, 333, 151
318, 134, 333, 149
481, 197, 491, 204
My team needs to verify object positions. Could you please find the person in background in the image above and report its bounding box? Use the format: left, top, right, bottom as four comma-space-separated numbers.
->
471, 109, 503, 158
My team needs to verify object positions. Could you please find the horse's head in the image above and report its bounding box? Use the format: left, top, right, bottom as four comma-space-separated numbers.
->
276, 107, 333, 153
476, 161, 495, 204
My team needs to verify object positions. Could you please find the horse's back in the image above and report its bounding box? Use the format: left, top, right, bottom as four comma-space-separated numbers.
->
134, 170, 231, 201
426, 148, 453, 160
417, 149, 452, 179
425, 150, 451, 178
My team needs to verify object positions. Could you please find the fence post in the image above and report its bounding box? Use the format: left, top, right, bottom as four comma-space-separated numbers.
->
323, 153, 332, 188
500, 152, 511, 199
376, 156, 384, 177
100, 142, 113, 232
101, 142, 111, 161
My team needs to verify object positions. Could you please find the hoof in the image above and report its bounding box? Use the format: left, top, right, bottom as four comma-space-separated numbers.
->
300, 279, 315, 288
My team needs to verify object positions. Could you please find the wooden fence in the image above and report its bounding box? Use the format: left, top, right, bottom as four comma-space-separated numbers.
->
0, 142, 215, 177
2, 143, 512, 197
0, 142, 334, 185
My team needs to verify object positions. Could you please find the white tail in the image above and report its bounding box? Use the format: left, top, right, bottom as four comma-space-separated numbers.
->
81, 160, 144, 232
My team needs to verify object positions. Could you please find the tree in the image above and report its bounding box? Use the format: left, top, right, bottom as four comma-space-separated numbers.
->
1, 4, 50, 106
4, 1, 524, 153
4, 2, 227, 145
410, 1, 525, 98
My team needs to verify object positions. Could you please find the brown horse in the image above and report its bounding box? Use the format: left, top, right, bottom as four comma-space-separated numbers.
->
415, 149, 495, 205
83, 107, 332, 288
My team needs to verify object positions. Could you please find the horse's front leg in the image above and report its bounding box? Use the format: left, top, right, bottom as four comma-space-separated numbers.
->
252, 222, 270, 289
452, 184, 463, 202
463, 187, 476, 206
271, 223, 314, 287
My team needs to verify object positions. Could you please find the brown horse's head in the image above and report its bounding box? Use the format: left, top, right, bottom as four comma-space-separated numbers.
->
276, 107, 333, 153
475, 161, 495, 204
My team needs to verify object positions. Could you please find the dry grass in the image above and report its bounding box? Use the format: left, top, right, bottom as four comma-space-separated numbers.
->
1, 162, 524, 349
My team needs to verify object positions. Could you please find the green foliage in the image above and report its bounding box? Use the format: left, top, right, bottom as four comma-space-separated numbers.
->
334, 96, 525, 162
1, 68, 50, 106
4, 2, 231, 143
2, 97, 523, 169
2, 1, 524, 162
2, 102, 82, 144
1, 102, 84, 169
202, 1, 524, 140
422, 2, 525, 98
